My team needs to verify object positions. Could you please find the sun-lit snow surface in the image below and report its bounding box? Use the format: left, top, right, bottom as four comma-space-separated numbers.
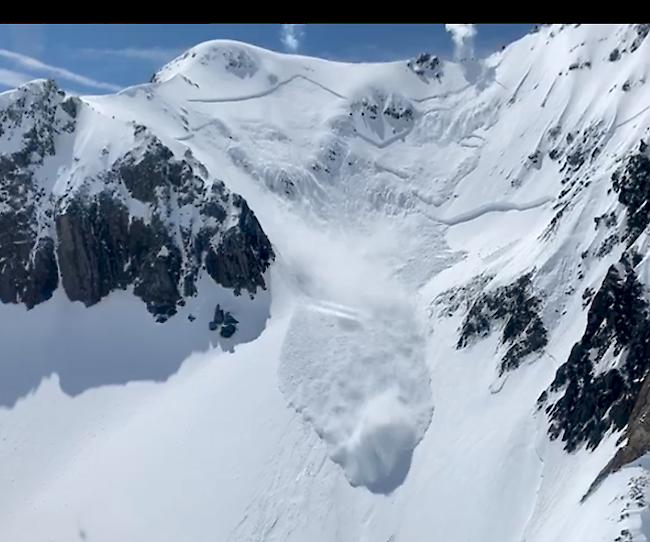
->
279, 299, 431, 494
4, 24, 650, 541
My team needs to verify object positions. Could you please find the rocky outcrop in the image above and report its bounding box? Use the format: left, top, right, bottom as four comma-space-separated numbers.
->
590, 371, 650, 495
0, 80, 77, 309
53, 135, 274, 321
630, 24, 650, 53
205, 195, 273, 296
541, 253, 650, 452
612, 143, 650, 243
209, 304, 239, 337
56, 193, 131, 306
457, 273, 548, 374
0, 81, 274, 323
407, 53, 443, 81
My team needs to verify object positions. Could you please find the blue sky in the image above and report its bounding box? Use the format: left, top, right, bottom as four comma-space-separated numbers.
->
0, 24, 533, 94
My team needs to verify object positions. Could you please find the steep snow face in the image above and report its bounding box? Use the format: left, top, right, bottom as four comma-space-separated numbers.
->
5, 23, 650, 542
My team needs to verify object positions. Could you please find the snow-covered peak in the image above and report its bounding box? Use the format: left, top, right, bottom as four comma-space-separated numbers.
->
7, 24, 650, 542
150, 37, 493, 106
154, 39, 269, 85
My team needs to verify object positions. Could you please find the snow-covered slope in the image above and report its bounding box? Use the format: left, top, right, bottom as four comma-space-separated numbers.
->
4, 23, 650, 542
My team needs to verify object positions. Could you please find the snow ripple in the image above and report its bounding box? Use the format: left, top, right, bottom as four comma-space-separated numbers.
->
278, 299, 432, 494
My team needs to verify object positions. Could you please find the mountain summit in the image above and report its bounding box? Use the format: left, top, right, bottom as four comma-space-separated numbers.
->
3, 24, 650, 542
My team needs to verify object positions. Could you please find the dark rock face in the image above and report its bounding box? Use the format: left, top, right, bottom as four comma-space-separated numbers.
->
53, 136, 274, 321
590, 370, 650, 495
208, 304, 239, 337
542, 254, 650, 452
213, 305, 225, 325
568, 61, 592, 71
0, 81, 275, 323
430, 274, 494, 319
612, 146, 650, 243
407, 53, 443, 81
56, 194, 131, 306
0, 80, 77, 309
457, 273, 548, 374
220, 324, 237, 338
630, 24, 650, 53
609, 48, 622, 62
205, 195, 273, 296
129, 218, 183, 321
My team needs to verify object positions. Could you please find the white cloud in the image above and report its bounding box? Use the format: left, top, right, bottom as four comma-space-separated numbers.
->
445, 24, 477, 59
281, 24, 305, 52
0, 49, 120, 92
0, 67, 32, 88
80, 47, 183, 65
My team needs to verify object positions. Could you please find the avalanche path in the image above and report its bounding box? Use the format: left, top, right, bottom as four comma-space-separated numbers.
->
278, 296, 432, 494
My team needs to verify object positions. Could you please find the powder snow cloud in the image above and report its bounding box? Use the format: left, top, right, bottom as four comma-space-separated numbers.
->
445, 24, 477, 59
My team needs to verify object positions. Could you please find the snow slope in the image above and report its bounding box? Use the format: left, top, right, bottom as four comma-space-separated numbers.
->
3, 23, 650, 542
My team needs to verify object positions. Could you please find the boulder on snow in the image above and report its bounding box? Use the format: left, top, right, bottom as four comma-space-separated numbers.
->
220, 323, 237, 338
406, 53, 443, 81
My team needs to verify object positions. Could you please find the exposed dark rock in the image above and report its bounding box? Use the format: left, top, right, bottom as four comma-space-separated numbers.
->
407, 53, 443, 80
224, 312, 239, 325
610, 48, 621, 62
596, 233, 619, 258
52, 136, 273, 321
60, 97, 79, 119
594, 211, 617, 230
205, 195, 274, 296
457, 273, 548, 374
208, 304, 239, 337
0, 79, 76, 309
0, 82, 274, 323
611, 150, 650, 243
430, 274, 494, 319
118, 140, 176, 202
528, 150, 542, 168
220, 324, 237, 338
568, 61, 591, 71
131, 233, 183, 322
588, 371, 650, 498
56, 193, 131, 306
630, 24, 650, 53
0, 215, 59, 309
542, 254, 650, 452
213, 304, 225, 325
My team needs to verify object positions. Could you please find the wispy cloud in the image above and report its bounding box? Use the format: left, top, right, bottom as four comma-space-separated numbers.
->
445, 24, 477, 59
79, 47, 183, 65
281, 24, 305, 52
0, 67, 32, 88
0, 49, 120, 92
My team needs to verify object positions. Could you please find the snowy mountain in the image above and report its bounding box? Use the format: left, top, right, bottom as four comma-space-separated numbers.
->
3, 23, 650, 542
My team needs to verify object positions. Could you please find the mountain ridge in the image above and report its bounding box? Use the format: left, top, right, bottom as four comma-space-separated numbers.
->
3, 23, 650, 542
